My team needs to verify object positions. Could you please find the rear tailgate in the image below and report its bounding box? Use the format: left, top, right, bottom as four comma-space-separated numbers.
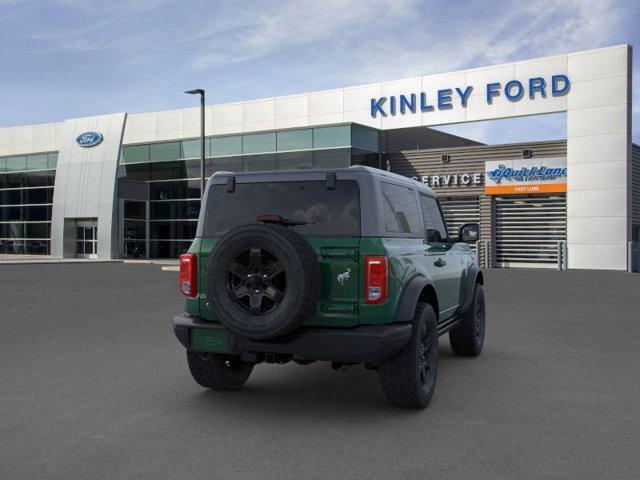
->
305, 237, 360, 327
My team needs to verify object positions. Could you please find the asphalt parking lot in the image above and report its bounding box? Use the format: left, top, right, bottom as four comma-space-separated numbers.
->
1, 263, 639, 479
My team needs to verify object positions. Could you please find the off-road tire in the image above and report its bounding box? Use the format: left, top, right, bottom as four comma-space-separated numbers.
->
379, 303, 439, 408
187, 351, 253, 390
449, 283, 485, 356
205, 223, 321, 340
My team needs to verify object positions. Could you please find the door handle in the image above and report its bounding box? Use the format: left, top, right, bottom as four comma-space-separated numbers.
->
434, 258, 446, 267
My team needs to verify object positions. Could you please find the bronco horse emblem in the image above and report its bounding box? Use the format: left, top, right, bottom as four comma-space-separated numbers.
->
337, 268, 351, 286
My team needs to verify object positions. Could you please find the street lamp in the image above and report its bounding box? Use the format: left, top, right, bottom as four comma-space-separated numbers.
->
185, 89, 205, 199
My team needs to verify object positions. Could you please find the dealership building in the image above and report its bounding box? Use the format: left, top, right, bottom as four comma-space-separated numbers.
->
0, 44, 637, 271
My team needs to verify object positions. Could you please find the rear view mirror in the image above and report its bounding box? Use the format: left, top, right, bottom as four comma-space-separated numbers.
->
458, 223, 479, 243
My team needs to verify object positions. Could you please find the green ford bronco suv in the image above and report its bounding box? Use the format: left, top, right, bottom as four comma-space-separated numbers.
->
173, 166, 485, 408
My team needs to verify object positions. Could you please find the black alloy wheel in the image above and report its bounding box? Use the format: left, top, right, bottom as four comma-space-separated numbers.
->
474, 286, 485, 340
418, 329, 433, 386
205, 222, 321, 340
227, 247, 286, 316
379, 303, 439, 408
449, 283, 485, 356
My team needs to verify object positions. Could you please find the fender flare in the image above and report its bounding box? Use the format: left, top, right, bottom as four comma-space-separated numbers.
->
460, 264, 483, 314
394, 275, 434, 323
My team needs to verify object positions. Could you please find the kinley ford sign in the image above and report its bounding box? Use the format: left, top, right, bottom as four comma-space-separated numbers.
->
409, 156, 568, 195
370, 74, 570, 117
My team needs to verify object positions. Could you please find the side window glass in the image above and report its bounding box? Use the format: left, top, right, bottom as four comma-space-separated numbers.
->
420, 195, 448, 243
380, 182, 421, 234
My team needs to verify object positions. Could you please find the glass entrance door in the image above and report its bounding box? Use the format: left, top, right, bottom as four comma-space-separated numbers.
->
76, 221, 98, 258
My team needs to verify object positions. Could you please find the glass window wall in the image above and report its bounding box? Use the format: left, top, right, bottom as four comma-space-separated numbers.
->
48, 153, 58, 170
351, 148, 380, 168
242, 132, 276, 154
122, 144, 149, 164
245, 153, 276, 172
123, 200, 146, 259
149, 241, 192, 259
0, 154, 57, 255
211, 136, 242, 157
276, 151, 313, 170
277, 129, 313, 151
181, 139, 210, 159
120, 124, 375, 166
27, 154, 49, 171
150, 180, 200, 200
6, 156, 27, 172
351, 125, 379, 152
150, 142, 181, 162
122, 163, 150, 181
206, 157, 243, 174
150, 200, 200, 220
313, 148, 350, 169
0, 154, 59, 175
313, 126, 351, 149
124, 201, 145, 220
150, 221, 197, 240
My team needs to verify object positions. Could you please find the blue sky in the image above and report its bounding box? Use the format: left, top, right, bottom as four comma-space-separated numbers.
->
0, 0, 638, 144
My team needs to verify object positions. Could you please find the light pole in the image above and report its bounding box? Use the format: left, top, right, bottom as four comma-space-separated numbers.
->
185, 89, 205, 199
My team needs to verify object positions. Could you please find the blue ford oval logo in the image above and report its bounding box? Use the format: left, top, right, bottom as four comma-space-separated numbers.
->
76, 131, 103, 147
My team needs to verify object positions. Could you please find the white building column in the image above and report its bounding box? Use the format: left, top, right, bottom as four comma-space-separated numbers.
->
566, 45, 632, 270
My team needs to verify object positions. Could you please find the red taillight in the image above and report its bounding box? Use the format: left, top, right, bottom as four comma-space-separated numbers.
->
179, 254, 197, 297
365, 256, 388, 304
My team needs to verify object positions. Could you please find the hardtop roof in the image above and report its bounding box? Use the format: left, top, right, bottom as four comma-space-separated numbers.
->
210, 165, 436, 196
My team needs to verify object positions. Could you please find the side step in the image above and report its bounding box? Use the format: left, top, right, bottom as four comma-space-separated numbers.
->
437, 315, 462, 336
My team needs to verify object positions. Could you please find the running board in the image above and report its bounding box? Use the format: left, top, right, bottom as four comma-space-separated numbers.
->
437, 315, 462, 336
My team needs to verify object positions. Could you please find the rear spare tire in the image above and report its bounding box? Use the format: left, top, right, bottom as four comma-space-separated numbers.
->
205, 223, 321, 340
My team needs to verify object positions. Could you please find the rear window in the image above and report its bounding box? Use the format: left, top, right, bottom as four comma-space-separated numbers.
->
203, 180, 360, 237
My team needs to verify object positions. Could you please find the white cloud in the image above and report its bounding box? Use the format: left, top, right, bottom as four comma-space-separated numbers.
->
21, 0, 632, 81
340, 0, 627, 84
189, 0, 417, 70
2, 0, 638, 141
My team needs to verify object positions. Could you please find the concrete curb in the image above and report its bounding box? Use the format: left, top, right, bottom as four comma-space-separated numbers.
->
0, 257, 179, 266
0, 259, 123, 265
124, 259, 179, 266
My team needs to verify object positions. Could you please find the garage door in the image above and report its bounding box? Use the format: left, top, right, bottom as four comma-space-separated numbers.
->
440, 197, 480, 245
495, 195, 566, 268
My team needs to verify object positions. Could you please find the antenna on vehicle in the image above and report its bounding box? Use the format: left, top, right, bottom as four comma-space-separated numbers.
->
326, 173, 336, 190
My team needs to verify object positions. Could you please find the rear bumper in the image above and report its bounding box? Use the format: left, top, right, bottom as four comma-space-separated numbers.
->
173, 313, 412, 364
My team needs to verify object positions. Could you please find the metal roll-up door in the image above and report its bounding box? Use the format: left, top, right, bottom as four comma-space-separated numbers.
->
440, 197, 480, 247
495, 195, 566, 268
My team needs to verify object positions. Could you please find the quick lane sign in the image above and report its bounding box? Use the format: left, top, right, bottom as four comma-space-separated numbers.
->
370, 74, 570, 117
484, 157, 567, 195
